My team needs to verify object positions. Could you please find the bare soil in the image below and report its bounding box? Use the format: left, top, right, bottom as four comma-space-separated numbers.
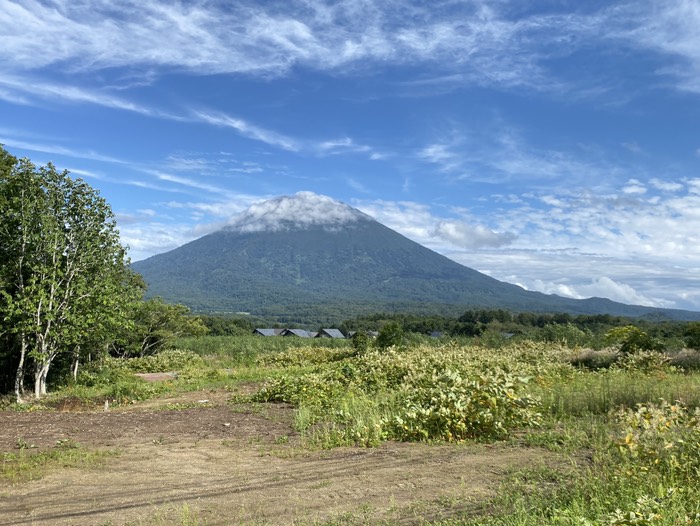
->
0, 389, 558, 525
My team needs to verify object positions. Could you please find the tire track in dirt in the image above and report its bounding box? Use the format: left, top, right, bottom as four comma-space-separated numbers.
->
1, 440, 550, 525
0, 400, 559, 525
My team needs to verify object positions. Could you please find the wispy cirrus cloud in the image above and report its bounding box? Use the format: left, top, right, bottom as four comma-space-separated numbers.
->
2, 0, 694, 95
2, 1, 541, 79
418, 143, 463, 173
0, 75, 178, 117
0, 135, 128, 164
190, 111, 301, 152
416, 125, 626, 188
318, 137, 370, 155
163, 154, 264, 176
315, 136, 389, 161
610, 0, 700, 93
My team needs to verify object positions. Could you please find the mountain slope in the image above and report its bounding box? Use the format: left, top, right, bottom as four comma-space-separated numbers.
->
131, 194, 700, 322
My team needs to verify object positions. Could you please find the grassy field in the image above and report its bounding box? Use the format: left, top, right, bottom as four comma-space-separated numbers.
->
4, 335, 700, 525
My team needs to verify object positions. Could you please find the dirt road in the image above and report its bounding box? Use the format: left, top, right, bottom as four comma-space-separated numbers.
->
0, 391, 554, 525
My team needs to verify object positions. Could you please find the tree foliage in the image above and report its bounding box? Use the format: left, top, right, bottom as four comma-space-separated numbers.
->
0, 146, 141, 399
375, 322, 405, 350
350, 329, 371, 354
605, 326, 665, 355
112, 297, 208, 358
684, 322, 700, 350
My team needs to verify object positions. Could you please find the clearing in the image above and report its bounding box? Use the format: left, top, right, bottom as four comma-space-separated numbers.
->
0, 389, 558, 525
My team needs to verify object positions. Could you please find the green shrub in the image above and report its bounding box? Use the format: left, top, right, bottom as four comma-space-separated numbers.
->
605, 326, 665, 355
255, 346, 353, 367
669, 349, 700, 371
350, 330, 371, 354
118, 349, 206, 373
375, 322, 405, 350
389, 368, 541, 442
535, 323, 592, 348
570, 348, 619, 370
614, 350, 673, 374
614, 400, 700, 484
252, 368, 349, 409
684, 322, 700, 350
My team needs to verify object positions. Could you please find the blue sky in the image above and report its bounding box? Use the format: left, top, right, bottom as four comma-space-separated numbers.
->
2, 0, 700, 311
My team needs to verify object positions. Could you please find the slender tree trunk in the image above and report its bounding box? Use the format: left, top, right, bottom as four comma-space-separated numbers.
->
34, 363, 51, 398
33, 346, 56, 399
71, 345, 81, 382
14, 334, 28, 404
33, 364, 43, 399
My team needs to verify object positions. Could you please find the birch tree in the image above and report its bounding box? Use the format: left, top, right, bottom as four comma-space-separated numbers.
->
0, 146, 139, 400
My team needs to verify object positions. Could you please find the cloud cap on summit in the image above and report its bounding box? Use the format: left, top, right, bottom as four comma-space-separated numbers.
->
225, 192, 371, 233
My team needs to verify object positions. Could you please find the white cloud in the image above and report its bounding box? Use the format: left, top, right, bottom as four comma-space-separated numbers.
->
354, 176, 700, 310
622, 179, 647, 194
622, 141, 643, 154
416, 125, 626, 187
191, 111, 300, 152
1, 0, 699, 107
527, 276, 660, 308
227, 191, 370, 233
163, 153, 264, 176
0, 136, 127, 164
119, 222, 200, 262
346, 177, 370, 193
0, 0, 627, 93
650, 178, 683, 192
355, 199, 437, 243
317, 137, 372, 156
433, 221, 515, 250
612, 0, 700, 93
143, 171, 229, 195
356, 199, 516, 251
0, 75, 175, 117
688, 179, 700, 194
418, 143, 462, 172
314, 136, 386, 161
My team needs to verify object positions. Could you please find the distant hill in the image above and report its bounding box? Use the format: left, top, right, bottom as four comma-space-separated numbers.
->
131, 193, 700, 323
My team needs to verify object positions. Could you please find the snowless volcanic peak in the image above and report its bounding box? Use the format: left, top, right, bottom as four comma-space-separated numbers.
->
225, 192, 371, 233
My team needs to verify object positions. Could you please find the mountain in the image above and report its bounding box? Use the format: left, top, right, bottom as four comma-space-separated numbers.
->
131, 193, 700, 323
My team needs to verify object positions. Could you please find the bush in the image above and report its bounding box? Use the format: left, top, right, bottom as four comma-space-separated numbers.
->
111, 349, 206, 373
684, 322, 700, 350
252, 368, 349, 409
535, 323, 592, 348
669, 349, 700, 371
375, 322, 405, 350
605, 326, 665, 355
389, 368, 541, 442
570, 349, 618, 370
614, 350, 673, 374
351, 330, 371, 354
256, 346, 353, 367
614, 400, 700, 484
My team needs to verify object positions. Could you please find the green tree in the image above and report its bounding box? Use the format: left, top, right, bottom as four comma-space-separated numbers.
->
350, 329, 371, 354
0, 147, 139, 400
536, 323, 591, 348
113, 297, 208, 357
683, 322, 700, 350
375, 322, 405, 350
605, 325, 664, 355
